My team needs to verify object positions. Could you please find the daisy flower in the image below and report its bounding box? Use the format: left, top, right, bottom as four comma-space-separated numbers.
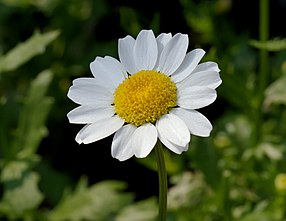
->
67, 30, 221, 161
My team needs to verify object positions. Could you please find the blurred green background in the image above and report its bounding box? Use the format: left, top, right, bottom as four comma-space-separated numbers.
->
1, 0, 286, 220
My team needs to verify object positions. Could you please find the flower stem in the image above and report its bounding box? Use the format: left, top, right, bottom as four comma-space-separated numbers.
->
155, 141, 167, 221
259, 0, 269, 101
283, 196, 286, 220
254, 0, 269, 143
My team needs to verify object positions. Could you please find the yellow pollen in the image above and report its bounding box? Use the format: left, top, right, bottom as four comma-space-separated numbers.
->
113, 70, 177, 126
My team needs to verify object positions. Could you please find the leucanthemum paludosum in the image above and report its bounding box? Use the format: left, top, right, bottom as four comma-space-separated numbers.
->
67, 30, 222, 161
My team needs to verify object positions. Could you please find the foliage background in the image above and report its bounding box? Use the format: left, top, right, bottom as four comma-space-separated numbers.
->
1, 0, 286, 220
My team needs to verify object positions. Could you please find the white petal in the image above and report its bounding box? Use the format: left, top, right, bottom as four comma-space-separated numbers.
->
131, 123, 157, 158
134, 30, 158, 70
154, 33, 172, 70
171, 49, 206, 83
177, 60, 222, 90
118, 35, 138, 74
69, 77, 98, 87
178, 86, 217, 109
171, 108, 212, 137
158, 33, 189, 75
156, 113, 190, 154
75, 116, 124, 144
67, 106, 114, 124
111, 124, 137, 161
190, 71, 222, 89
67, 78, 113, 106
178, 71, 222, 90
158, 132, 189, 154
156, 33, 172, 58
193, 61, 220, 73
90, 56, 127, 91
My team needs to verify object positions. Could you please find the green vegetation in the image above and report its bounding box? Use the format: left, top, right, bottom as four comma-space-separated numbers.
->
1, 0, 286, 220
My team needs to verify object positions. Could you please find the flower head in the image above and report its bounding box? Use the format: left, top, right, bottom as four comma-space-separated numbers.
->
67, 30, 222, 161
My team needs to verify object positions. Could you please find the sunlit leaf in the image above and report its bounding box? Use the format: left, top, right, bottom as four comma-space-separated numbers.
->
168, 172, 206, 210
264, 75, 286, 107
115, 198, 157, 221
239, 200, 282, 221
48, 177, 133, 221
254, 143, 283, 161
0, 159, 38, 182
0, 171, 43, 218
249, 38, 286, 51
0, 30, 59, 73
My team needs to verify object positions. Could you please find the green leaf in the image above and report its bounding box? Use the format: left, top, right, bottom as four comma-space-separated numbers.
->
264, 75, 286, 106
0, 171, 43, 219
0, 30, 60, 73
190, 138, 222, 190
249, 38, 286, 51
168, 172, 206, 210
180, 0, 215, 43
48, 178, 133, 221
0, 0, 30, 7
37, 160, 72, 205
0, 158, 39, 183
115, 198, 157, 221
254, 142, 283, 161
218, 42, 256, 110
119, 7, 141, 36
12, 70, 54, 158
239, 200, 282, 221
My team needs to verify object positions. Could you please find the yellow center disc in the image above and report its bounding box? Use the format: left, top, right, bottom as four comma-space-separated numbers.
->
113, 70, 177, 126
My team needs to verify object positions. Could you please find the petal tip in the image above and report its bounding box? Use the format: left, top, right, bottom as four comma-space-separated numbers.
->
75, 136, 83, 144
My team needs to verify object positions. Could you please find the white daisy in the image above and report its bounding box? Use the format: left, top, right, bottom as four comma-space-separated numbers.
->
67, 30, 221, 161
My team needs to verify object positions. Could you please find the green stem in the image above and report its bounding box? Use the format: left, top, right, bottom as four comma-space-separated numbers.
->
283, 195, 286, 220
259, 0, 269, 97
255, 0, 269, 143
155, 141, 167, 221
